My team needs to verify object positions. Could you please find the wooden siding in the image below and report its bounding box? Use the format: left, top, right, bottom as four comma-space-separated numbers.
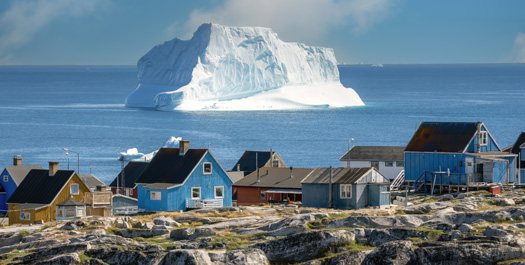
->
466, 125, 500, 152
111, 187, 138, 199
139, 152, 233, 211
405, 152, 467, 182
0, 169, 19, 211
301, 183, 329, 208
236, 187, 269, 206
8, 173, 90, 225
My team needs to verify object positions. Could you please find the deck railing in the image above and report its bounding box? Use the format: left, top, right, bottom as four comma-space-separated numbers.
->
113, 206, 138, 215
186, 198, 223, 209
390, 170, 405, 191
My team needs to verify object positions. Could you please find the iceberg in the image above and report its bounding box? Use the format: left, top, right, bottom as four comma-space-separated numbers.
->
125, 23, 364, 111
117, 136, 182, 162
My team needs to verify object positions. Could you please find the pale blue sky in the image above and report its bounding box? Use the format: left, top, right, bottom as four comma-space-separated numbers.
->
0, 0, 524, 65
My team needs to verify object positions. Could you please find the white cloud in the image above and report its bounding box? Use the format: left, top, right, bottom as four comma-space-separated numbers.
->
181, 0, 398, 42
513, 32, 525, 63
0, 0, 104, 62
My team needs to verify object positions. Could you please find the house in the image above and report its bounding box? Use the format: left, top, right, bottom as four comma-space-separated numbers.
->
508, 132, 525, 184
233, 167, 314, 206
301, 167, 391, 209
56, 200, 86, 221
340, 146, 405, 180
79, 174, 106, 191
0, 155, 41, 213
109, 161, 148, 199
135, 140, 232, 211
7, 162, 91, 225
405, 122, 517, 192
112, 194, 138, 215
231, 150, 286, 176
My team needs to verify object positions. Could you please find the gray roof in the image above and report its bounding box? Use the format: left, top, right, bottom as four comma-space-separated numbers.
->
57, 199, 85, 206
12, 203, 48, 210
233, 168, 314, 189
4, 165, 42, 186
340, 146, 405, 161
302, 167, 373, 184
79, 174, 105, 190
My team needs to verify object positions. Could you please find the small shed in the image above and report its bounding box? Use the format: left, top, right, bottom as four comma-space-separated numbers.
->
112, 194, 138, 215
302, 167, 390, 210
56, 199, 86, 220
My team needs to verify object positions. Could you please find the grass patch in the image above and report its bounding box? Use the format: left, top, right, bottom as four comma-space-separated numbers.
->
134, 237, 174, 250
78, 252, 92, 262
18, 231, 30, 238
497, 258, 525, 264
490, 217, 523, 224
0, 251, 33, 264
307, 213, 349, 230
209, 231, 266, 249
420, 196, 437, 204
105, 226, 121, 236
192, 211, 259, 219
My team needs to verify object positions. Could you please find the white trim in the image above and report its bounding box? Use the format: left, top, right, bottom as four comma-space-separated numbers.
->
191, 187, 201, 199
49, 172, 89, 206
150, 191, 161, 200
3, 175, 8, 182
214, 186, 224, 199
20, 212, 30, 220
70, 183, 80, 195
479, 131, 488, 146
203, 162, 212, 175
340, 184, 352, 199
482, 123, 502, 151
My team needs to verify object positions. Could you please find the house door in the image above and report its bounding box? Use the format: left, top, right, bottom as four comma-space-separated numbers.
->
465, 157, 474, 175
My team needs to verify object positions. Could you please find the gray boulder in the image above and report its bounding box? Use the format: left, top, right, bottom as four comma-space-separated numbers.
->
496, 198, 516, 206
153, 216, 181, 227
484, 225, 511, 237
457, 223, 475, 233
362, 240, 417, 265
403, 202, 449, 214
161, 249, 213, 264
438, 194, 455, 201
0, 232, 23, 247
226, 248, 269, 264
115, 219, 129, 229
34, 253, 81, 265
170, 228, 216, 240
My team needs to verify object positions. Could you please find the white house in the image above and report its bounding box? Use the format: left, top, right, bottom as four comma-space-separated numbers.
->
340, 146, 405, 180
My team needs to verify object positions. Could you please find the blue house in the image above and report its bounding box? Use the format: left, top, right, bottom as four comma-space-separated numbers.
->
301, 167, 390, 209
508, 132, 525, 184
0, 156, 41, 213
405, 122, 517, 191
135, 140, 232, 212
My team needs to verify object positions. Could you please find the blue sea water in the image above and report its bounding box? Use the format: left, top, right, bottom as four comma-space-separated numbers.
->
0, 64, 524, 183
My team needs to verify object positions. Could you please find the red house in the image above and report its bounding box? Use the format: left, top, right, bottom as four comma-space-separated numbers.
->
109, 161, 148, 199
233, 167, 313, 206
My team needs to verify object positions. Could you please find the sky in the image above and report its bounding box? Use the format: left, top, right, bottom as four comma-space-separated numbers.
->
0, 0, 524, 65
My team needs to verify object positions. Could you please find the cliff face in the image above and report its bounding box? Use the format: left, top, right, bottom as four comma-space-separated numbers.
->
125, 23, 364, 110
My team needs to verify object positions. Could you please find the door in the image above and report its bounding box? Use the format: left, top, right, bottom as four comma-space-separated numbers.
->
465, 157, 474, 175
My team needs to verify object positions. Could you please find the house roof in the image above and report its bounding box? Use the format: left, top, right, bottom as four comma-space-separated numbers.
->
231, 151, 276, 174
79, 174, 105, 190
233, 167, 314, 189
109, 161, 149, 188
135, 148, 208, 185
57, 199, 85, 206
4, 165, 42, 186
405, 122, 481, 153
301, 167, 374, 184
12, 203, 48, 210
510, 132, 525, 155
7, 169, 75, 204
340, 146, 405, 161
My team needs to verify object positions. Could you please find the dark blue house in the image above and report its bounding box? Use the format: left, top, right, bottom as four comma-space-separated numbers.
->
135, 141, 232, 212
301, 167, 390, 209
405, 122, 517, 191
0, 156, 41, 213
508, 132, 525, 184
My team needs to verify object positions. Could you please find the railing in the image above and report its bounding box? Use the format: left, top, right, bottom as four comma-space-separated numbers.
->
390, 170, 405, 191
186, 198, 223, 209
85, 192, 112, 206
113, 206, 138, 215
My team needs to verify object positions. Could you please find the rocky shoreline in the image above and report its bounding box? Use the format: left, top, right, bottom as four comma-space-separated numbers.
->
3, 190, 525, 264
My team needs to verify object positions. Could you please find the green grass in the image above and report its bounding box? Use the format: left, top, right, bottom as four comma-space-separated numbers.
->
490, 216, 523, 224
105, 226, 122, 236
0, 251, 33, 264
133, 237, 174, 250
78, 252, 92, 262
307, 213, 349, 230
209, 232, 266, 249
18, 231, 30, 238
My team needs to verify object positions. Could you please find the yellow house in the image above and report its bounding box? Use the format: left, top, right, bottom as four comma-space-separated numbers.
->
231, 150, 287, 176
7, 161, 93, 225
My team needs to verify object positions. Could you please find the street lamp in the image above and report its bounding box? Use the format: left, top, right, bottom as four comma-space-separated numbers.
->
63, 148, 79, 173
348, 138, 355, 150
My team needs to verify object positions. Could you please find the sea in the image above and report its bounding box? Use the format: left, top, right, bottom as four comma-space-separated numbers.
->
1, 64, 524, 184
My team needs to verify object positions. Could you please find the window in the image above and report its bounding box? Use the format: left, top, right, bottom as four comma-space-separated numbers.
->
3, 175, 7, 182
203, 163, 212, 174
385, 161, 394, 167
215, 186, 224, 198
150, 191, 161, 200
396, 161, 404, 167
340, 184, 352, 199
70, 184, 79, 195
371, 161, 379, 170
129, 189, 133, 196
20, 212, 30, 220
479, 131, 488, 146
192, 187, 201, 199
272, 160, 280, 167
66, 209, 75, 217
260, 190, 266, 200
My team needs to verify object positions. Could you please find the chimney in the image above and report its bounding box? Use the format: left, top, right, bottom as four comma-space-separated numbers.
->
237, 164, 240, 171
290, 166, 293, 178
49, 161, 59, 176
179, 140, 190, 156
13, 155, 22, 166
96, 185, 107, 192
476, 122, 482, 153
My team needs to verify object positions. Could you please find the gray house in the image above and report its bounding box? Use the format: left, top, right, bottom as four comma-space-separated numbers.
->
340, 146, 405, 180
301, 167, 390, 209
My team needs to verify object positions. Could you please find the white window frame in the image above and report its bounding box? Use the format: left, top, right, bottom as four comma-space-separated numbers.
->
215, 186, 224, 198
396, 161, 404, 167
3, 175, 8, 182
385, 161, 394, 167
70, 184, 79, 195
340, 184, 352, 199
150, 191, 161, 200
203, 162, 212, 175
260, 190, 266, 200
192, 187, 201, 199
371, 161, 379, 170
272, 160, 280, 167
479, 131, 488, 146
20, 212, 30, 220
129, 188, 133, 196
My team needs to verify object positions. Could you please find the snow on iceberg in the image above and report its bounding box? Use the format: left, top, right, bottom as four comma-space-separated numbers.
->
118, 136, 182, 162
125, 23, 364, 111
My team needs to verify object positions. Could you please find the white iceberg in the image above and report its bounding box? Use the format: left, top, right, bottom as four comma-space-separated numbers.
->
118, 136, 182, 162
125, 23, 364, 111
